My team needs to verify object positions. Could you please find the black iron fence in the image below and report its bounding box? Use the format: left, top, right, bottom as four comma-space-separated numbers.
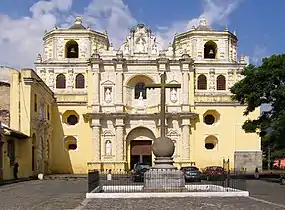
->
87, 169, 248, 193
88, 170, 100, 193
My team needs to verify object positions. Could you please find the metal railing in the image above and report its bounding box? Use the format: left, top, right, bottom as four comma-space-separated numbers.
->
87, 170, 247, 193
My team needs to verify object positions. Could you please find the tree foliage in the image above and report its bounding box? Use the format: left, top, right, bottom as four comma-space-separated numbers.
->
230, 54, 285, 158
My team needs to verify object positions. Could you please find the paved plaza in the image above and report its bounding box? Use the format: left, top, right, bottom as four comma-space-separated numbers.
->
0, 178, 285, 210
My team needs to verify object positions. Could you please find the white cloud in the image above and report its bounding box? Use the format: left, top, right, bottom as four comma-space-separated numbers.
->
251, 44, 268, 66
156, 0, 243, 47
0, 0, 73, 69
0, 0, 242, 69
80, 0, 137, 47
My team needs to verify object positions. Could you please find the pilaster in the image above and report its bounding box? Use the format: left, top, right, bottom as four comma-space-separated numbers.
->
209, 68, 215, 92
225, 39, 229, 61
67, 68, 73, 91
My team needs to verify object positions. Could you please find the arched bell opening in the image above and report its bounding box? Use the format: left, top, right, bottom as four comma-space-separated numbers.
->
65, 40, 79, 58
204, 40, 217, 59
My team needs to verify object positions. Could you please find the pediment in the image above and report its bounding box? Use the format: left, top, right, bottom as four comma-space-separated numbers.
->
101, 80, 115, 86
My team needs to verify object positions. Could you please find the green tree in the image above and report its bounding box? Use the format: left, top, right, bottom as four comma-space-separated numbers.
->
230, 54, 285, 161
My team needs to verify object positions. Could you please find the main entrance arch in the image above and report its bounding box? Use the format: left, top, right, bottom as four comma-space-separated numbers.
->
127, 127, 156, 170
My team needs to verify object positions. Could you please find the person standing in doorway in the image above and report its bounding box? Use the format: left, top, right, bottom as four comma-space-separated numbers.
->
13, 160, 19, 179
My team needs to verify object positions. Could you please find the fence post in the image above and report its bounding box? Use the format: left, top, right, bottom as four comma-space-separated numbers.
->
107, 169, 112, 180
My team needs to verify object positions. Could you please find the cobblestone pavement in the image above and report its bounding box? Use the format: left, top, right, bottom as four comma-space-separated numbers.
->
247, 179, 285, 205
80, 197, 284, 210
1, 179, 285, 210
0, 179, 86, 210
79, 180, 285, 210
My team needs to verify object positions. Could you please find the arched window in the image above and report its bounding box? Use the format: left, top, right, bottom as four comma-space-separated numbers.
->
204, 41, 217, 59
56, 74, 66, 89
75, 74, 85, 88
135, 83, 147, 99
216, 75, 226, 90
197, 75, 207, 90
65, 40, 79, 58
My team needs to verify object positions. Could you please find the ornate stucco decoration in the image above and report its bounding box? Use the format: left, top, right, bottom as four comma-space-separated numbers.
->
119, 23, 163, 56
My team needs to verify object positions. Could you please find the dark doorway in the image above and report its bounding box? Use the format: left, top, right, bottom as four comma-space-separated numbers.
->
0, 141, 3, 180
32, 146, 35, 171
130, 140, 152, 170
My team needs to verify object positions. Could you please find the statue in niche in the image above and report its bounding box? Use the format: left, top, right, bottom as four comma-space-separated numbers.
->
151, 44, 157, 54
124, 44, 130, 54
105, 88, 112, 103
136, 38, 146, 53
170, 88, 177, 102
137, 92, 145, 108
105, 140, 112, 155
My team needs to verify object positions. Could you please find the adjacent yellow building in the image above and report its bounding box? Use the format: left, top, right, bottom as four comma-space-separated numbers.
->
1, 17, 262, 178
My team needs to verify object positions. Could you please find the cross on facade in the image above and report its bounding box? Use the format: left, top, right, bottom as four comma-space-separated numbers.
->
145, 72, 181, 138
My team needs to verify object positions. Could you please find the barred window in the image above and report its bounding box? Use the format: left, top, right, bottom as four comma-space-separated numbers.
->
75, 74, 85, 89
56, 74, 66, 89
197, 75, 207, 90
216, 75, 226, 90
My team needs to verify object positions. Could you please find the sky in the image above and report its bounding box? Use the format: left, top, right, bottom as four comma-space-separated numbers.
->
0, 0, 284, 69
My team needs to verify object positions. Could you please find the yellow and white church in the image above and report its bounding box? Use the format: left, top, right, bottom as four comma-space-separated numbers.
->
0, 17, 262, 178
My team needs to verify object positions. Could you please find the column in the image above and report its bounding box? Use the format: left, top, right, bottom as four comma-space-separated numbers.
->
115, 72, 123, 105
183, 72, 189, 105
115, 119, 124, 161
189, 67, 195, 106
93, 71, 100, 104
114, 53, 125, 112
180, 55, 192, 112
91, 119, 101, 161
181, 119, 190, 160
92, 64, 100, 112
89, 53, 101, 112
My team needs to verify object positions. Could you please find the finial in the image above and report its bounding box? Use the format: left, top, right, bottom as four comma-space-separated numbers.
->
233, 30, 237, 36
87, 25, 91, 30
75, 16, 82, 25
199, 17, 207, 26
36, 54, 42, 62
224, 26, 228, 31
137, 23, 145, 28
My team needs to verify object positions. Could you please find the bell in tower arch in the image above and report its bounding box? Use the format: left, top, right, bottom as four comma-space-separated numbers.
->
65, 40, 79, 58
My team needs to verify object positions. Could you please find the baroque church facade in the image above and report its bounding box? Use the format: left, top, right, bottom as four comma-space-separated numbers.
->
32, 17, 261, 173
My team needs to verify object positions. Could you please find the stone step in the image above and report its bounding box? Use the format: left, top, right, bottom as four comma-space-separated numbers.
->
44, 174, 87, 180
0, 177, 36, 186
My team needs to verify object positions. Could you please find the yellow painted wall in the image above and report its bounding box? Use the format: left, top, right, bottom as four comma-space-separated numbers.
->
1, 134, 32, 180
191, 105, 260, 170
7, 68, 55, 179
51, 106, 92, 174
